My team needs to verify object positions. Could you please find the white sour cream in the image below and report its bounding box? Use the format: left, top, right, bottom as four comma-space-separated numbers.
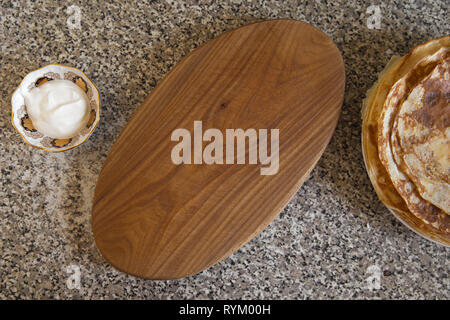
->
22, 79, 89, 139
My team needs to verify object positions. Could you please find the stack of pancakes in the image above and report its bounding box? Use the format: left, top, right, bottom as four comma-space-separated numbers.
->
362, 36, 449, 245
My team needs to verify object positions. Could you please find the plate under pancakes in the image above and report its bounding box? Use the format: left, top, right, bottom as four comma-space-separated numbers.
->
362, 35, 450, 245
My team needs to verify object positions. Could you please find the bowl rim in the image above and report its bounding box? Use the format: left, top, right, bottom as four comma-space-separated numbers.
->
11, 63, 101, 153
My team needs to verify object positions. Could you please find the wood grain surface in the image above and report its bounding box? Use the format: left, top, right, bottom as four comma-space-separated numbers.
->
92, 19, 345, 279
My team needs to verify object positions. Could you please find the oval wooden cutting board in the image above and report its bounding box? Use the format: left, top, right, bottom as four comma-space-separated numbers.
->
92, 19, 345, 279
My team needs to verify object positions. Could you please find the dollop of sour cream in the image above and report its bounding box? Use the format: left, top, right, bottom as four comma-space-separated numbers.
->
22, 80, 89, 139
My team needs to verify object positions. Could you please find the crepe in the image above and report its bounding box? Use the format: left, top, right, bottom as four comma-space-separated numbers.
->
392, 56, 449, 213
362, 35, 450, 243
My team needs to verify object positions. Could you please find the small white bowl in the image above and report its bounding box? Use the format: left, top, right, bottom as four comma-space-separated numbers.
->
11, 64, 101, 152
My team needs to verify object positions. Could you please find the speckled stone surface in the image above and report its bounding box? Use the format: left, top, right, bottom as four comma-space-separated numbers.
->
0, 0, 449, 299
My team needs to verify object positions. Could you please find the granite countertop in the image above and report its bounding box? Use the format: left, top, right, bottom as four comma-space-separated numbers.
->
0, 0, 448, 299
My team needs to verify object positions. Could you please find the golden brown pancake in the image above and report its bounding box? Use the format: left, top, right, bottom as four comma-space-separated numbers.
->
362, 35, 450, 244
392, 57, 449, 213
378, 48, 449, 233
